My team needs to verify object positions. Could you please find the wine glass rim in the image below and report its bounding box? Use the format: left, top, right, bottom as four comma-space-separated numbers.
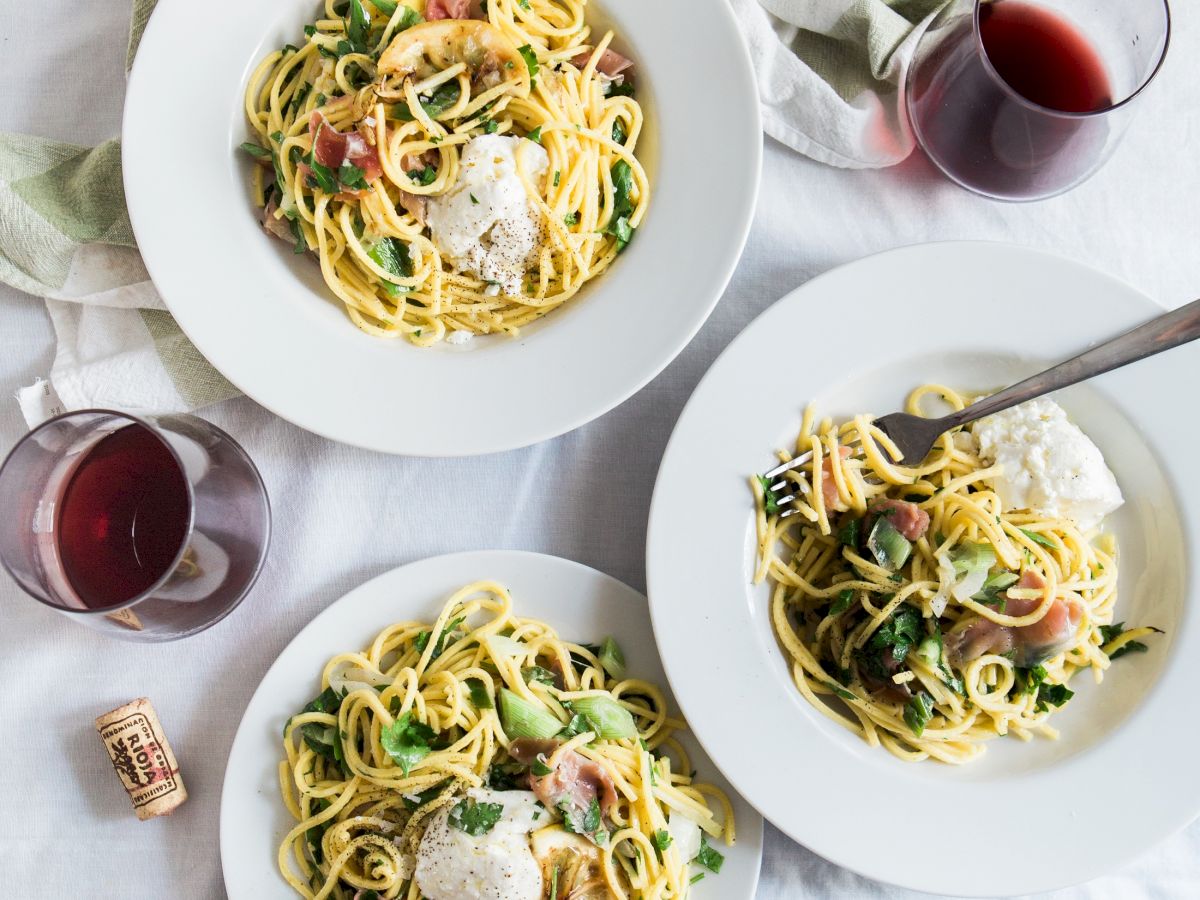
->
0, 408, 197, 616
971, 0, 1172, 120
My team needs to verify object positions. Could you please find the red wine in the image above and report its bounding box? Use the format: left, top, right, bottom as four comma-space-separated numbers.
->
980, 2, 1112, 113
908, 1, 1115, 199
57, 424, 190, 609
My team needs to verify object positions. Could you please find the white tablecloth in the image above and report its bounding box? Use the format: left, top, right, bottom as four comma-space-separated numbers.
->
2, 2, 1199, 897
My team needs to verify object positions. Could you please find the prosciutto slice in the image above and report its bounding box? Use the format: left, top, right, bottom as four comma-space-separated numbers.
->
572, 47, 634, 78
425, 0, 484, 20
945, 570, 1082, 668
308, 112, 382, 183
867, 498, 930, 541
509, 738, 618, 819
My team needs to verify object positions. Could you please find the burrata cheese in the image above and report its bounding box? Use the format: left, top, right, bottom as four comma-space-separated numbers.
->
971, 397, 1123, 531
426, 135, 549, 295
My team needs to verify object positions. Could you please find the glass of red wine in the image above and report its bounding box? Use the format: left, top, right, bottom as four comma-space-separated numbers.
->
0, 411, 270, 641
907, 0, 1171, 201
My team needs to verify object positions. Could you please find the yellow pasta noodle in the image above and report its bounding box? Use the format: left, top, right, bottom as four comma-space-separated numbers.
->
278, 580, 733, 898
751, 385, 1156, 764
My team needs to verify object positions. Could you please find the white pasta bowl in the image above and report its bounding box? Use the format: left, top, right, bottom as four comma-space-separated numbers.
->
123, 0, 760, 455
219, 551, 763, 897
646, 242, 1199, 896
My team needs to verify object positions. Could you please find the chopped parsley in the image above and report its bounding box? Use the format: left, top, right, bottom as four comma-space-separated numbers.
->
239, 141, 271, 159
837, 517, 861, 548
527, 125, 543, 143
755, 474, 783, 515
553, 170, 561, 187
564, 212, 579, 226
696, 835, 724, 873
392, 81, 462, 121
368, 237, 414, 296
1015, 664, 1075, 711
653, 829, 672, 852
408, 165, 438, 186
868, 605, 922, 664
470, 193, 480, 205
829, 589, 854, 616
606, 160, 636, 251
1100, 622, 1164, 660
380, 712, 436, 777
345, 0, 371, 55
612, 117, 627, 145
448, 797, 505, 836
481, 117, 499, 134
1020, 528, 1057, 549
517, 44, 539, 88
466, 678, 493, 709
522, 665, 557, 686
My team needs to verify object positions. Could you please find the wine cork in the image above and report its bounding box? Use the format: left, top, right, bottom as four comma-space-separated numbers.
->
95, 698, 187, 820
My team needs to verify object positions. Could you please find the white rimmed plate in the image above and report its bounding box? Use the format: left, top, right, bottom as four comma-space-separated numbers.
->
220, 550, 763, 897
123, 1, 761, 456
646, 242, 1198, 896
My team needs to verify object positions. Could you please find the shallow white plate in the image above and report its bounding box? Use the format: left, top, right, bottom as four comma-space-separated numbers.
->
220, 550, 763, 897
123, 0, 760, 456
646, 242, 1199, 896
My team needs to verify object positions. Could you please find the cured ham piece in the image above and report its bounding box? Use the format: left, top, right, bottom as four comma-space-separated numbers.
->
821, 446, 852, 512
425, 0, 484, 20
945, 570, 1082, 668
509, 738, 618, 818
572, 47, 634, 78
867, 498, 930, 541
308, 112, 382, 182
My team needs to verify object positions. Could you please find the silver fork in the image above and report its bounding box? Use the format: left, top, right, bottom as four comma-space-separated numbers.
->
763, 297, 1200, 505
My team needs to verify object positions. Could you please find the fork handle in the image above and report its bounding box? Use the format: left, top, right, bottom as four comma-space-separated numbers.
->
944, 297, 1200, 428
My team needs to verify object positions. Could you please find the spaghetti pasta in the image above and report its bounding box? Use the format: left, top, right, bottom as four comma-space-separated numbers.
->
242, 0, 647, 346
278, 581, 733, 899
752, 385, 1159, 764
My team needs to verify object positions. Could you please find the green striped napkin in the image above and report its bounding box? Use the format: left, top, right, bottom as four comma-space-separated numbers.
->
5, 0, 238, 426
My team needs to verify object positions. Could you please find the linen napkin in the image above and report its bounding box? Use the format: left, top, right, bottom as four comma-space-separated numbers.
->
3, 0, 238, 428
731, 0, 950, 168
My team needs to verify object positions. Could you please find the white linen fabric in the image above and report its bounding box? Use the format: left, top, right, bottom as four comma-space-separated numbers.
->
731, 0, 948, 167
1, 2, 1199, 898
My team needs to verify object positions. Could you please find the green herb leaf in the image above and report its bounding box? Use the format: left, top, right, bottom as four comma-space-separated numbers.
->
393, 81, 462, 121
696, 835, 724, 873
407, 164, 438, 186
517, 44, 539, 87
837, 517, 861, 548
564, 211, 579, 226
522, 665, 557, 686
653, 829, 672, 852
606, 160, 636, 252
612, 117, 627, 146
448, 797, 505, 836
481, 117, 499, 134
368, 237, 414, 296
868, 606, 922, 664
904, 692, 934, 737
289, 218, 307, 255
825, 681, 856, 701
240, 141, 272, 159
1020, 528, 1057, 549
527, 125, 543, 143
755, 474, 783, 515
346, 0, 371, 54
531, 753, 553, 777
380, 712, 436, 776
338, 161, 369, 192
466, 678, 493, 709
1037, 683, 1074, 710
829, 589, 854, 616
553, 170, 561, 187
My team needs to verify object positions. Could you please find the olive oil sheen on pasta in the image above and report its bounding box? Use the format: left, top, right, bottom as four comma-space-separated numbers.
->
56, 424, 191, 608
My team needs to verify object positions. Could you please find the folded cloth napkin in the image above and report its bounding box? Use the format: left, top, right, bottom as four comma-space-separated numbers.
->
3, 0, 238, 428
731, 0, 950, 168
